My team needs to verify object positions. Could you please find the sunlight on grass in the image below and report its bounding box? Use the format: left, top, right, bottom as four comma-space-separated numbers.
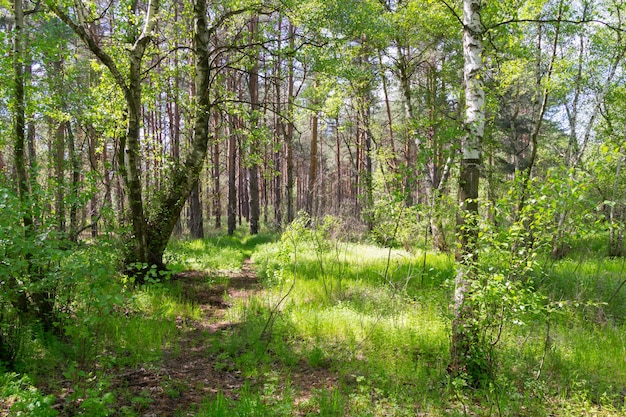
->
22, 228, 623, 417
131, 285, 203, 320
164, 238, 247, 272
547, 321, 626, 393
544, 257, 626, 321
247, 233, 626, 416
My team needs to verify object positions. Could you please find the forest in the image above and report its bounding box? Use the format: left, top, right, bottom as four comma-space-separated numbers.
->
1, 0, 626, 415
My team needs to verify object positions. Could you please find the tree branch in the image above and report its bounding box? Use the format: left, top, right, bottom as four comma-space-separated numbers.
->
438, 0, 463, 28
47, 1, 129, 95
487, 18, 626, 33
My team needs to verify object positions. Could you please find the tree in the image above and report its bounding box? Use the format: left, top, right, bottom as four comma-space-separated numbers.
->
248, 14, 261, 235
47, 0, 260, 277
450, 0, 486, 381
48, 0, 161, 273
13, 0, 32, 232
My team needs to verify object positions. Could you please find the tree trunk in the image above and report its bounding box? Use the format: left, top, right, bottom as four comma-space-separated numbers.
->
25, 60, 37, 202
67, 122, 81, 241
379, 50, 397, 174
240, 135, 249, 224
169, 49, 182, 237
188, 180, 204, 239
12, 0, 56, 334
359, 82, 373, 230
228, 111, 237, 236
87, 128, 100, 238
273, 18, 283, 228
142, 0, 214, 268
53, 0, 222, 277
335, 115, 342, 214
53, 120, 66, 234
213, 112, 222, 229
285, 23, 296, 223
517, 5, 562, 218
450, 0, 486, 383
397, 44, 416, 207
13, 0, 32, 232
307, 108, 319, 215
609, 150, 624, 257
248, 15, 260, 235
121, 50, 150, 269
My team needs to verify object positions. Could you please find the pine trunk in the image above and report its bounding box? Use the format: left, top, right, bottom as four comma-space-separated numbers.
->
285, 23, 296, 223
213, 114, 222, 229
248, 15, 260, 235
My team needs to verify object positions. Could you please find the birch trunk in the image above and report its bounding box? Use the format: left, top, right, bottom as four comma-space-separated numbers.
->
450, 0, 485, 380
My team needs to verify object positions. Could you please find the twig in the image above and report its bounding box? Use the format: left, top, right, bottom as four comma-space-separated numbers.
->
535, 315, 551, 380
606, 255, 626, 305
259, 240, 298, 346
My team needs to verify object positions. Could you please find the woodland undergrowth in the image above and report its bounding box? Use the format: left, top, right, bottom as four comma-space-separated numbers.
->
0, 214, 625, 416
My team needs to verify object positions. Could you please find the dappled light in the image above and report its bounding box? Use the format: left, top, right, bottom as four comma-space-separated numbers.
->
2, 0, 626, 415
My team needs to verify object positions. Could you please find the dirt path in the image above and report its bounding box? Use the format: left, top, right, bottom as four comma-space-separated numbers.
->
112, 259, 338, 416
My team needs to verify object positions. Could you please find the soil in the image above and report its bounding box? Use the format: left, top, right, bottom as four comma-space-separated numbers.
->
97, 259, 338, 416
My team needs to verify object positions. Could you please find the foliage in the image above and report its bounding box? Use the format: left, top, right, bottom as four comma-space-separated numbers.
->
0, 226, 623, 415
2, 0, 626, 414
0, 185, 72, 365
251, 220, 626, 415
0, 373, 58, 417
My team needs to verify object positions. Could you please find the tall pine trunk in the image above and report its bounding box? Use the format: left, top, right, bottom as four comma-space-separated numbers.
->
307, 108, 318, 216
213, 112, 222, 229
248, 15, 260, 235
285, 23, 296, 223
228, 110, 237, 235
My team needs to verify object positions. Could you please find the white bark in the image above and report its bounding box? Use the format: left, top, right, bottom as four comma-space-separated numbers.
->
462, 0, 485, 161
451, 0, 485, 377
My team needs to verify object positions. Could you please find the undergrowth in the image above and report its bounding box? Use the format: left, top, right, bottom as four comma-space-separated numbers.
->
1, 221, 625, 416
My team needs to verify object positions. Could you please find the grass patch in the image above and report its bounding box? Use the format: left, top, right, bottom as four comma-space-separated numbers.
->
165, 232, 278, 272
240, 224, 626, 416
4, 225, 626, 416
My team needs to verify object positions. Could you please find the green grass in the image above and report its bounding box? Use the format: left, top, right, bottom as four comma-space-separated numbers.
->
3, 226, 626, 416
165, 231, 277, 271
243, 229, 626, 416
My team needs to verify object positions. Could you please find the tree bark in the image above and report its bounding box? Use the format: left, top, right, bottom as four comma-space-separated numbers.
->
450, 0, 485, 382
13, 0, 32, 232
273, 17, 283, 228
67, 121, 81, 241
609, 149, 624, 257
335, 115, 342, 213
53, 120, 66, 234
307, 106, 319, 216
397, 44, 416, 207
188, 180, 204, 239
87, 127, 100, 238
228, 110, 237, 235
285, 23, 296, 223
213, 112, 222, 229
248, 15, 260, 235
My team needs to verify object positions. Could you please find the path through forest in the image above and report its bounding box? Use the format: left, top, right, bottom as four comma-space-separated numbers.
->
112, 259, 338, 416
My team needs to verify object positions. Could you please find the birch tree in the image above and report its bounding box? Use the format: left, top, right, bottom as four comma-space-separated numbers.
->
450, 0, 486, 380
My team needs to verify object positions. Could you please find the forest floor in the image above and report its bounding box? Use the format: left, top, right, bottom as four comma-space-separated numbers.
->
109, 258, 337, 416
4, 233, 625, 416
